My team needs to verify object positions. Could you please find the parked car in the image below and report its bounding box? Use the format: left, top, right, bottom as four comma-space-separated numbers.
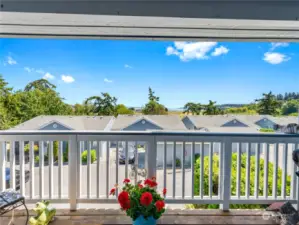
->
5, 168, 30, 190
119, 148, 135, 164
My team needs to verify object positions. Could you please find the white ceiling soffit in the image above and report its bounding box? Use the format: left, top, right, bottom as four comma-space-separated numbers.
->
1, 12, 299, 41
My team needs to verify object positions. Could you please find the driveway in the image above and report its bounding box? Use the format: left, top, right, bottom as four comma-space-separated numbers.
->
16, 161, 193, 199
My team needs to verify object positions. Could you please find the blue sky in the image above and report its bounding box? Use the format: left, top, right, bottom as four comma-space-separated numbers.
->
0, 38, 298, 108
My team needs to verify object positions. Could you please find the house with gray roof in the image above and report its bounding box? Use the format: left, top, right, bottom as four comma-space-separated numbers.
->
182, 115, 260, 133
10, 115, 115, 131
111, 115, 187, 131
9, 115, 115, 159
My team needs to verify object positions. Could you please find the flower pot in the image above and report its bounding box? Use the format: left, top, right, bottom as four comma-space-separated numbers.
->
133, 216, 156, 225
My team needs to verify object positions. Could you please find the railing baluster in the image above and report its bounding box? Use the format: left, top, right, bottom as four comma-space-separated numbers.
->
0, 141, 6, 192
182, 142, 186, 199
39, 141, 44, 199
20, 141, 25, 196
291, 144, 297, 199
87, 141, 91, 199
218, 142, 223, 199
172, 142, 176, 199
96, 141, 101, 198
125, 141, 129, 179
263, 143, 269, 198
49, 141, 53, 199
115, 141, 119, 197
58, 141, 63, 198
200, 142, 204, 198
245, 143, 250, 198
209, 142, 213, 198
10, 141, 15, 190
297, 143, 299, 210
78, 141, 83, 198
163, 141, 167, 190
282, 143, 288, 198
191, 142, 195, 199
29, 141, 35, 198
135, 141, 138, 184
254, 143, 260, 199
106, 141, 110, 198
236, 143, 241, 198
272, 143, 278, 199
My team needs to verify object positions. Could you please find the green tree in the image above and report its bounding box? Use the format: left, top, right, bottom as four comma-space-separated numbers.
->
255, 92, 281, 115
142, 101, 168, 115
183, 102, 202, 115
84, 93, 117, 116
203, 100, 221, 115
225, 106, 257, 115
24, 79, 56, 92
73, 103, 94, 115
115, 104, 134, 115
281, 99, 299, 115
148, 87, 160, 102
142, 88, 167, 115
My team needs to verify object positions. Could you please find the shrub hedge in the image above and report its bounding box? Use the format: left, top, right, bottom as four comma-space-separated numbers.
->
192, 153, 291, 209
81, 150, 97, 164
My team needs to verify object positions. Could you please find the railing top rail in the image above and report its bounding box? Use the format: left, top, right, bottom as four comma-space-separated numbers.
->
0, 130, 299, 138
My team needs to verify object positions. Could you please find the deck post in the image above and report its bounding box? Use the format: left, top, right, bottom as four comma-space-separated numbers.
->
69, 135, 78, 211
146, 136, 157, 179
220, 138, 232, 211
0, 141, 6, 192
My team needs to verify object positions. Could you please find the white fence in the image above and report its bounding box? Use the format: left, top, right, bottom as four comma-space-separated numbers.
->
0, 131, 299, 211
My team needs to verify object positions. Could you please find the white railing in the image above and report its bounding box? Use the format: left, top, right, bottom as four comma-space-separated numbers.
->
0, 131, 299, 211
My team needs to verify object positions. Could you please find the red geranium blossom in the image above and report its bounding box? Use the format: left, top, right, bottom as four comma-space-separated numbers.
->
123, 178, 130, 184
144, 178, 157, 187
118, 191, 130, 210
110, 188, 116, 195
138, 184, 143, 189
140, 192, 153, 206
152, 176, 156, 181
120, 200, 131, 210
155, 200, 165, 212
150, 181, 157, 187
162, 188, 167, 196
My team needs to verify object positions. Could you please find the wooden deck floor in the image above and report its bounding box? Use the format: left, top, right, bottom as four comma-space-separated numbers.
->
1, 209, 278, 224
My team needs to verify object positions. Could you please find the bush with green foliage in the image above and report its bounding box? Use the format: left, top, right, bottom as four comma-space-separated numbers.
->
81, 150, 97, 164
192, 153, 291, 209
176, 158, 181, 167
24, 143, 39, 153
259, 128, 275, 133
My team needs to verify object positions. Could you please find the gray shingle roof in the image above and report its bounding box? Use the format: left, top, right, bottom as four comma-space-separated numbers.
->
10, 115, 114, 130
198, 126, 260, 133
111, 115, 187, 131
186, 115, 258, 128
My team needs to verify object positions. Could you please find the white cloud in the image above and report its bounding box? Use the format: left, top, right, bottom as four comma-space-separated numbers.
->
270, 42, 289, 51
104, 78, 113, 83
24, 67, 34, 73
6, 56, 17, 65
61, 75, 75, 83
211, 46, 229, 56
166, 41, 218, 61
263, 52, 290, 64
35, 69, 45, 74
124, 64, 133, 69
43, 72, 55, 80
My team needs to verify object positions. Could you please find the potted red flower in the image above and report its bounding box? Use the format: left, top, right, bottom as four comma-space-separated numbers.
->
110, 177, 166, 225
